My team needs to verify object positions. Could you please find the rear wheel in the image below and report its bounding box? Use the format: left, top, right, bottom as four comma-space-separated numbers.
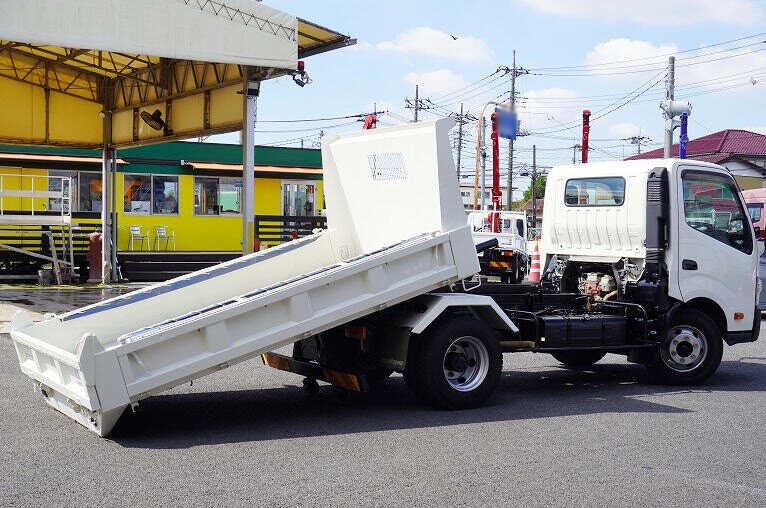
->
551, 350, 606, 367
408, 317, 502, 409
365, 368, 393, 389
646, 309, 723, 385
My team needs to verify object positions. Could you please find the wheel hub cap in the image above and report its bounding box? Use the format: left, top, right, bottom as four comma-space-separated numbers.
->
442, 336, 490, 392
661, 325, 708, 372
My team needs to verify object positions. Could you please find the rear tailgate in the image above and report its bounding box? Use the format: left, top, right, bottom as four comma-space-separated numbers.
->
12, 313, 129, 436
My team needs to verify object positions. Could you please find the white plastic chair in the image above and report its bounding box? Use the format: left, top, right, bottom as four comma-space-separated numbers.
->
129, 225, 149, 251
154, 225, 176, 251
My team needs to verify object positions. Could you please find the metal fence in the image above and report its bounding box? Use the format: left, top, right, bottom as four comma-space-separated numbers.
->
255, 215, 327, 245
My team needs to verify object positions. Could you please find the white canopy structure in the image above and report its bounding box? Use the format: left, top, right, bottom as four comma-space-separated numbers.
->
0, 0, 299, 69
0, 0, 354, 282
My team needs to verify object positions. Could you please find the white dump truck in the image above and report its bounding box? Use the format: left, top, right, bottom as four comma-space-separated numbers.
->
10, 120, 760, 437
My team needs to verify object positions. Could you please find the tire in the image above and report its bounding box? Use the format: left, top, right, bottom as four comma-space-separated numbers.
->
551, 350, 606, 367
645, 308, 723, 385
500, 273, 510, 284
409, 317, 502, 409
365, 368, 393, 389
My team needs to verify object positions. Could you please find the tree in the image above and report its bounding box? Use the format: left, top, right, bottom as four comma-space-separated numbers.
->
522, 175, 547, 203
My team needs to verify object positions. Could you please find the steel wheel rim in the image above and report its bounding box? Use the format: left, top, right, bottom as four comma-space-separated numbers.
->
660, 325, 708, 372
442, 336, 489, 392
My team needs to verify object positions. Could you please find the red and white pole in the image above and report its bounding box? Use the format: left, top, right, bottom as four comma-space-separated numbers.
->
582, 109, 591, 164
490, 111, 501, 232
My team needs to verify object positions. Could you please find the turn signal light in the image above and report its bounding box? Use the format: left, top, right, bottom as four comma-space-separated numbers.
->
734, 312, 745, 320
345, 326, 368, 340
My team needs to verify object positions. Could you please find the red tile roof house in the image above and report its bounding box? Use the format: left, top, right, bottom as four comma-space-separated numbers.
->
626, 129, 766, 190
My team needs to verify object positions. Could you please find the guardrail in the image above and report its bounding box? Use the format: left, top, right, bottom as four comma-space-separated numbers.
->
255, 215, 327, 245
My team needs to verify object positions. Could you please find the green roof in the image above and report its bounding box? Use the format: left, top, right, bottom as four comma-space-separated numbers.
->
0, 141, 322, 169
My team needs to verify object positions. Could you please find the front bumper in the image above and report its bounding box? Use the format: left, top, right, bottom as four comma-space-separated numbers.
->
725, 306, 761, 345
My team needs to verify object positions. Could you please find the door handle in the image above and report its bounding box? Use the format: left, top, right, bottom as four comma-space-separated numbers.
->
682, 259, 698, 270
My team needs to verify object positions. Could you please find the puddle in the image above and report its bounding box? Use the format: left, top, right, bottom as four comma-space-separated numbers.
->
0, 285, 144, 314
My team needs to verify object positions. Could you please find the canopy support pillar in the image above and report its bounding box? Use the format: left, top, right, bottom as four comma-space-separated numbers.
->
110, 155, 118, 281
242, 76, 260, 256
101, 111, 114, 284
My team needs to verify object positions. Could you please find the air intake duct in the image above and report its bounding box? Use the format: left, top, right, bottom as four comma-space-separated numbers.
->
645, 167, 668, 273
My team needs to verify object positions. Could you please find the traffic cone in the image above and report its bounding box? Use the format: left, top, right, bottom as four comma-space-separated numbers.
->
528, 240, 541, 282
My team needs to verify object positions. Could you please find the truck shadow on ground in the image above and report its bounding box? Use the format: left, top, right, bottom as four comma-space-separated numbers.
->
111, 357, 766, 449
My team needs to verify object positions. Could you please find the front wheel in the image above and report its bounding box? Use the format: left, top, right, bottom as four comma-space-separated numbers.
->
646, 309, 723, 385
408, 317, 502, 409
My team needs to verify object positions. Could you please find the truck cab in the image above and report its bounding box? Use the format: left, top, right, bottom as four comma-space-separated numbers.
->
537, 158, 759, 380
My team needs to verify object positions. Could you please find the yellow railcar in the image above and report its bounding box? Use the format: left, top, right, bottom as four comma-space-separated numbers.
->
0, 141, 325, 280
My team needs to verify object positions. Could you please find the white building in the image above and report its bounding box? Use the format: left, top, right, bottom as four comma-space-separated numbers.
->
459, 182, 510, 210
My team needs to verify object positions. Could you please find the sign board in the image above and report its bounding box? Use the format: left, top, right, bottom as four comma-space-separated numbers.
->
495, 108, 519, 140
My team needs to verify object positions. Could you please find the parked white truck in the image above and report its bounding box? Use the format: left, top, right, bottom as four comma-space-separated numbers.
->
468, 210, 528, 283
10, 120, 760, 436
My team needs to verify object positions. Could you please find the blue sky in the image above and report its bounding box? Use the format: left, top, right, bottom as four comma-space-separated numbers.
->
211, 0, 766, 200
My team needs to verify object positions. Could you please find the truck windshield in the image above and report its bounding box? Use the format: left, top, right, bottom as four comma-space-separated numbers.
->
565, 177, 625, 206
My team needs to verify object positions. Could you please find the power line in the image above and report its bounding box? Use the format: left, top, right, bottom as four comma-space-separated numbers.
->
527, 33, 766, 72
255, 112, 382, 123
529, 69, 667, 135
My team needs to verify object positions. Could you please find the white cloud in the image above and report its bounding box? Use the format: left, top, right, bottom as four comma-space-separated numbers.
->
608, 122, 644, 139
347, 41, 372, 51
517, 87, 581, 131
584, 38, 766, 93
367, 100, 396, 113
517, 0, 764, 25
405, 69, 467, 97
585, 39, 677, 72
377, 27, 493, 64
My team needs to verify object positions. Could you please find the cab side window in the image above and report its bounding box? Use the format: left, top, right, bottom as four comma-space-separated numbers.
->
565, 177, 625, 206
682, 171, 752, 254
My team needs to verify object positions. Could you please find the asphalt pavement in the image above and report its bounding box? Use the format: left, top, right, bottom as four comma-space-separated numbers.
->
2, 326, 766, 507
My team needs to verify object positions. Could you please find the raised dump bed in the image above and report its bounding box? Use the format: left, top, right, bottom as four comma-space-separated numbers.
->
10, 119, 480, 436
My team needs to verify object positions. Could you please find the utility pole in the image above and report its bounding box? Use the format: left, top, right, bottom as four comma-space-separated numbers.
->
627, 135, 651, 155
506, 50, 528, 210
507, 50, 516, 211
456, 102, 464, 179
664, 56, 675, 158
571, 144, 581, 164
414, 84, 419, 122
405, 85, 433, 122
481, 116, 487, 210
531, 144, 537, 229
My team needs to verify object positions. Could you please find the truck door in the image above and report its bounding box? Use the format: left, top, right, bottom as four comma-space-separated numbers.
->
675, 167, 757, 331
